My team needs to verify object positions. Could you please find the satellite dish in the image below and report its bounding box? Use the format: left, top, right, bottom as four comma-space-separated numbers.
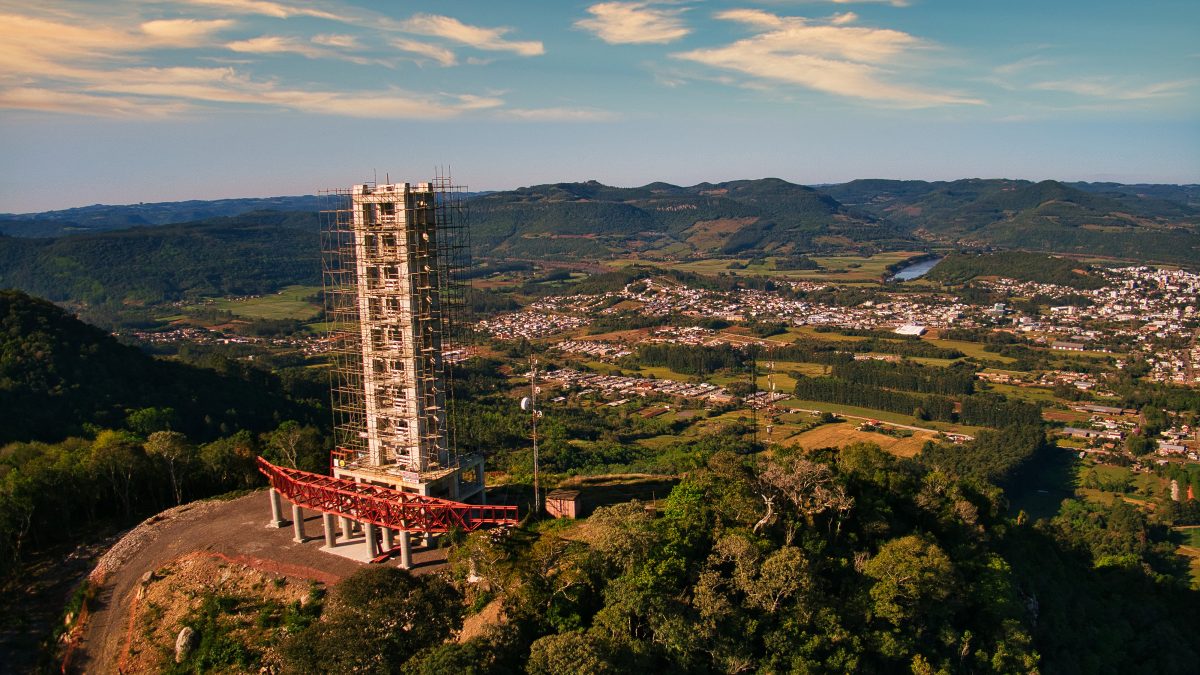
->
520, 397, 533, 411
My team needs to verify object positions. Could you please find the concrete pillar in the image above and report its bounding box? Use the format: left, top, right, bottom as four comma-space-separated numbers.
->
398, 530, 412, 570
340, 516, 354, 539
322, 513, 337, 547
365, 523, 379, 558
268, 489, 287, 527
291, 504, 306, 542
382, 527, 394, 552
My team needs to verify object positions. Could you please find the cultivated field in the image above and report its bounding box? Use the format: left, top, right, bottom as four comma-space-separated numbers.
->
209, 285, 323, 320
612, 251, 929, 283
785, 422, 936, 457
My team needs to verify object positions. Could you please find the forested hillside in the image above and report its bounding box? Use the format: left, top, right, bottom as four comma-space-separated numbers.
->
470, 178, 906, 258
0, 178, 1196, 319
825, 178, 1200, 265
0, 211, 320, 306
314, 445, 1198, 674
925, 251, 1107, 288
0, 290, 320, 443
0, 195, 324, 238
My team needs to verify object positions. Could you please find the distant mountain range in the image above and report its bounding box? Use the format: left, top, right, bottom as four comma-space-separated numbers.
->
469, 178, 905, 259
0, 211, 319, 308
0, 195, 326, 238
1, 178, 1197, 314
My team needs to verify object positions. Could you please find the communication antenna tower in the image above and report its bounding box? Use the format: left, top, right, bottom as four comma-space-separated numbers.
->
522, 356, 542, 514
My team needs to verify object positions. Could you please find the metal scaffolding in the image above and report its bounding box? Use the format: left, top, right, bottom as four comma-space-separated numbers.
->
321, 172, 472, 494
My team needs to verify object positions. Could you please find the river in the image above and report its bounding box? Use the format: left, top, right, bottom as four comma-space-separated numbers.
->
890, 256, 943, 281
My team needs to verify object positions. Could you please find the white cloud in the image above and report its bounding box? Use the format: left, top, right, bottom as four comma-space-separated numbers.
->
0, 7, 580, 121
1032, 78, 1195, 100
224, 34, 385, 65
177, 0, 340, 21
312, 34, 359, 49
0, 86, 189, 117
674, 10, 982, 107
226, 35, 326, 59
576, 2, 690, 45
81, 65, 504, 118
0, 10, 510, 119
502, 106, 619, 121
831, 0, 909, 6
140, 18, 235, 43
0, 12, 227, 83
391, 37, 458, 67
708, 8, 782, 29
993, 56, 1053, 77
829, 12, 858, 25
401, 14, 543, 56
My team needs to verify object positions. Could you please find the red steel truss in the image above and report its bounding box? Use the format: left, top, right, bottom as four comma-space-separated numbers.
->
257, 458, 517, 533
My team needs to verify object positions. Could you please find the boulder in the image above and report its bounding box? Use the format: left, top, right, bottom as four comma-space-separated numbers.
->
175, 626, 198, 663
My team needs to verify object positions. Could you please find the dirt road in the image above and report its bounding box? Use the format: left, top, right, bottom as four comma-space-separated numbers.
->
69, 490, 447, 673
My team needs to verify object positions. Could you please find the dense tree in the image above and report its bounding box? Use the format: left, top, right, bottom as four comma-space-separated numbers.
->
863, 535, 958, 658
0, 290, 322, 444
262, 421, 325, 472
281, 567, 463, 674
144, 430, 194, 505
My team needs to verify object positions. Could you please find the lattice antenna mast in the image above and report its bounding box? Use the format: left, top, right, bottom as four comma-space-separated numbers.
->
749, 347, 758, 447
522, 357, 541, 514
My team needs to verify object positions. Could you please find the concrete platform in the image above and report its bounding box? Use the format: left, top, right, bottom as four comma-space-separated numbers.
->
319, 537, 376, 563
318, 531, 445, 567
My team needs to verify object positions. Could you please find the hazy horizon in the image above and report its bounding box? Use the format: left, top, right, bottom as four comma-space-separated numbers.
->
6, 172, 1200, 216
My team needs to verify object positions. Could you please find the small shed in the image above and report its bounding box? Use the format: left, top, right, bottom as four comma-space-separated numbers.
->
545, 490, 582, 519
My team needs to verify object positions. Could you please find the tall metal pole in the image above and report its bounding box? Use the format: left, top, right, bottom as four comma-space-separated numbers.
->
749, 348, 758, 447
531, 356, 540, 515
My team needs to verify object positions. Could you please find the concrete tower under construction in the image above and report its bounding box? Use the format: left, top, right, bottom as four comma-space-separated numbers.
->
322, 175, 484, 501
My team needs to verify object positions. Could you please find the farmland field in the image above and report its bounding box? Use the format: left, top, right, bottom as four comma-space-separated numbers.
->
208, 285, 323, 320
786, 422, 936, 457
614, 251, 929, 283
923, 337, 1016, 363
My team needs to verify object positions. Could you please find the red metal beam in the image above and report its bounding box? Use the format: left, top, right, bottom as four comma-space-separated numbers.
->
257, 457, 517, 533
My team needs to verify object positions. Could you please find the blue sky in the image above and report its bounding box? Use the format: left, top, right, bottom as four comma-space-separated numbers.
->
1, 0, 1197, 212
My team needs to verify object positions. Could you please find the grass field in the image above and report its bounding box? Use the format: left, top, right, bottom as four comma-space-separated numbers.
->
1179, 528, 1200, 548
1044, 409, 1091, 424
923, 338, 1016, 363
786, 422, 935, 457
634, 365, 698, 382
1074, 461, 1163, 506
778, 397, 987, 437
988, 383, 1062, 404
788, 326, 867, 342
208, 285, 323, 321
778, 397, 919, 425
896, 355, 961, 368
1174, 528, 1200, 588
614, 251, 928, 283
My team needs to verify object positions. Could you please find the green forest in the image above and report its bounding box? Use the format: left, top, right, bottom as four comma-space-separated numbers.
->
2, 285, 1199, 672
262, 445, 1199, 673
926, 251, 1107, 289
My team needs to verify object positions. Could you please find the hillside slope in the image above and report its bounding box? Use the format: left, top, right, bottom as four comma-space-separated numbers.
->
471, 178, 906, 258
825, 178, 1200, 264
0, 195, 325, 238
0, 290, 314, 443
0, 211, 320, 306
